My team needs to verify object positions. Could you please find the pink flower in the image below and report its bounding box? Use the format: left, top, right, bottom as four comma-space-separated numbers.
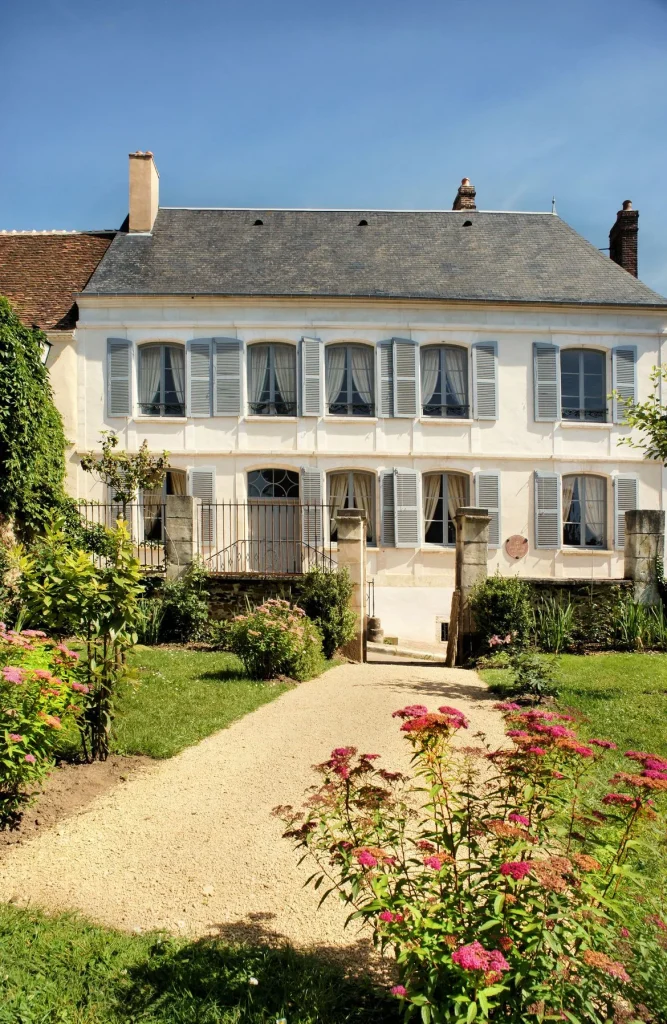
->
438, 705, 470, 729
620, 927, 630, 938
552, 770, 565, 779
356, 849, 378, 868
379, 910, 404, 923
526, 746, 546, 756
8, 733, 23, 743
602, 793, 637, 806
2, 666, 23, 685
424, 854, 450, 870
548, 725, 576, 739
390, 985, 408, 998
392, 705, 428, 720
508, 813, 530, 826
71, 681, 90, 693
24, 754, 36, 764
507, 730, 531, 739
332, 746, 356, 758
500, 860, 532, 880
452, 941, 509, 973
571, 744, 594, 758
589, 739, 617, 749
494, 702, 522, 711
33, 670, 52, 680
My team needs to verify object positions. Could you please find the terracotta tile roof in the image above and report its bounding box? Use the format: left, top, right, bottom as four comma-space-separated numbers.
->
0, 231, 115, 331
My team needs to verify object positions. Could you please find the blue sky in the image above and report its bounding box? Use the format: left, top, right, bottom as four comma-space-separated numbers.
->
2, 0, 667, 293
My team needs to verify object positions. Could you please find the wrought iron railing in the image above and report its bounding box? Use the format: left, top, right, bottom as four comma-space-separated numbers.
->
77, 503, 166, 571
198, 502, 336, 576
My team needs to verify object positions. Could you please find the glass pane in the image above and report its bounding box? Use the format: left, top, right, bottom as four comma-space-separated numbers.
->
248, 469, 300, 499
163, 347, 186, 415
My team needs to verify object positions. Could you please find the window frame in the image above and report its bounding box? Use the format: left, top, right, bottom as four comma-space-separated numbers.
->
328, 470, 376, 546
247, 342, 297, 417
421, 344, 470, 419
326, 343, 375, 417
560, 348, 607, 423
138, 342, 186, 418
423, 472, 470, 547
562, 473, 607, 549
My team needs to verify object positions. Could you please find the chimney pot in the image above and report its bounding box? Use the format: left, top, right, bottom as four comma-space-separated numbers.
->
128, 151, 159, 232
453, 177, 476, 211
609, 199, 639, 277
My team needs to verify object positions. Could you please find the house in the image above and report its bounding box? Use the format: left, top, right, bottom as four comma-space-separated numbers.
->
74, 151, 667, 644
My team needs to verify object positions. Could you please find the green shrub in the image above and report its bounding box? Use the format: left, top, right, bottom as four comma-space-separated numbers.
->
506, 647, 559, 699
299, 567, 356, 658
227, 598, 323, 680
135, 597, 165, 646
532, 595, 575, 653
157, 561, 210, 643
470, 572, 532, 650
610, 596, 667, 651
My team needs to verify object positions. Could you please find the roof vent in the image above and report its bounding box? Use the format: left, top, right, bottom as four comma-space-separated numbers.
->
463, 219, 473, 227
254, 218, 264, 226
358, 218, 368, 226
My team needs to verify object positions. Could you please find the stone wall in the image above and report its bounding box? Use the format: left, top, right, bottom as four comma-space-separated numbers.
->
526, 578, 633, 649
205, 576, 305, 620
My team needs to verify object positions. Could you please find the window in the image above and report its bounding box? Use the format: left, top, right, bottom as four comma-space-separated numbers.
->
328, 471, 375, 544
247, 468, 300, 499
561, 349, 606, 422
563, 475, 606, 548
138, 344, 185, 417
421, 346, 469, 418
423, 473, 469, 545
326, 344, 374, 416
247, 343, 297, 416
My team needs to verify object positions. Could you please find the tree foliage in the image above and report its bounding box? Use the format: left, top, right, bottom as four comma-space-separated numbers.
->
617, 364, 667, 463
80, 432, 169, 511
0, 296, 68, 536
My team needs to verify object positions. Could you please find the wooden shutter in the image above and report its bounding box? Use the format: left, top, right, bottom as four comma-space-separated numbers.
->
392, 339, 418, 418
376, 341, 394, 417
300, 337, 323, 416
475, 471, 501, 547
191, 469, 215, 546
107, 339, 131, 417
380, 470, 396, 546
533, 343, 560, 422
213, 338, 242, 416
534, 471, 561, 549
187, 339, 212, 417
612, 347, 637, 423
614, 476, 638, 550
394, 469, 420, 547
301, 467, 323, 546
472, 342, 498, 420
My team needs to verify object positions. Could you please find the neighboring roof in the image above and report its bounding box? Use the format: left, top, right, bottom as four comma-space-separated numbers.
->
0, 231, 115, 330
84, 208, 667, 308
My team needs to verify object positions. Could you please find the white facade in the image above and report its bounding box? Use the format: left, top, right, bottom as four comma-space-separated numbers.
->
74, 294, 667, 644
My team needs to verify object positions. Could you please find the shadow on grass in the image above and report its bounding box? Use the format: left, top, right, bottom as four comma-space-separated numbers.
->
197, 668, 262, 684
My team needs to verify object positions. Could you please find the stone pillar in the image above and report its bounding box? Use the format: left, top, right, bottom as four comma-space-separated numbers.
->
335, 509, 367, 662
450, 506, 491, 665
624, 510, 665, 605
164, 495, 197, 579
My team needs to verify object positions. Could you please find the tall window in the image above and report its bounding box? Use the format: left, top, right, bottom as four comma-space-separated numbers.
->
247, 468, 300, 499
326, 345, 374, 416
421, 345, 469, 418
247, 343, 297, 416
423, 473, 469, 545
563, 475, 606, 548
328, 471, 375, 544
138, 344, 185, 417
561, 349, 606, 422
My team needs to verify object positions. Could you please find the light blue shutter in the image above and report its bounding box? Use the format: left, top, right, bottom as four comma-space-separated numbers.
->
393, 339, 418, 417
187, 339, 212, 416
472, 342, 498, 420
213, 338, 242, 416
380, 470, 396, 546
377, 341, 394, 417
533, 343, 560, 422
301, 468, 323, 546
394, 469, 420, 547
107, 339, 131, 416
191, 469, 215, 546
612, 347, 637, 423
614, 476, 638, 549
534, 471, 561, 549
475, 471, 501, 547
300, 337, 323, 416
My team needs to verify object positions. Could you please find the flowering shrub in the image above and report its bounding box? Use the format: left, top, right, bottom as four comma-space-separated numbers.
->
470, 573, 532, 651
0, 624, 83, 822
278, 701, 667, 1021
227, 599, 323, 681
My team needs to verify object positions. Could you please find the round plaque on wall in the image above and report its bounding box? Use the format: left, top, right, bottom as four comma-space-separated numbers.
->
505, 534, 528, 560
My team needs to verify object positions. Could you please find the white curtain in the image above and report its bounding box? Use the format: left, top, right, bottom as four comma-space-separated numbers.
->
350, 346, 374, 407
273, 344, 296, 405
423, 474, 441, 529
169, 347, 185, 405
326, 346, 347, 405
249, 345, 270, 406
170, 470, 187, 495
328, 473, 349, 536
444, 347, 467, 408
562, 475, 576, 525
421, 348, 440, 406
584, 476, 605, 545
447, 474, 468, 521
353, 472, 374, 541
140, 347, 161, 406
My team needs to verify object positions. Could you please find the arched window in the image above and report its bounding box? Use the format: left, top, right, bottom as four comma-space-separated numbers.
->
421, 345, 469, 418
247, 468, 300, 499
326, 344, 374, 416
563, 475, 606, 547
328, 471, 375, 544
561, 349, 606, 422
138, 343, 185, 417
247, 343, 297, 416
423, 473, 469, 545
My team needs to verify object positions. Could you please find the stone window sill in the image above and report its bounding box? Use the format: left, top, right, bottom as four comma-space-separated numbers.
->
419, 418, 473, 426
134, 416, 187, 424
420, 545, 456, 552
561, 546, 614, 555
245, 416, 297, 423
558, 421, 613, 430
325, 416, 378, 423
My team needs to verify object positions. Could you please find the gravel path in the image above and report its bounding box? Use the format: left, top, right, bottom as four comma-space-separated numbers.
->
0, 656, 504, 957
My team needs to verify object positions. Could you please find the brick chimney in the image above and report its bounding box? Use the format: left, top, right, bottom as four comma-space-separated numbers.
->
452, 177, 476, 211
129, 151, 159, 232
609, 199, 638, 277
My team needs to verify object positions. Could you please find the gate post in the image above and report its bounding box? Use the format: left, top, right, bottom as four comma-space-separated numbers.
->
446, 506, 491, 666
624, 509, 665, 606
164, 495, 198, 579
335, 508, 367, 662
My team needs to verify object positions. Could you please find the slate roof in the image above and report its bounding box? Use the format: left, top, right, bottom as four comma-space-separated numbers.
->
84, 208, 667, 308
0, 231, 115, 330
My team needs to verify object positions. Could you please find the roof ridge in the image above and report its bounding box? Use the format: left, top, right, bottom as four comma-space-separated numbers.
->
159, 206, 555, 215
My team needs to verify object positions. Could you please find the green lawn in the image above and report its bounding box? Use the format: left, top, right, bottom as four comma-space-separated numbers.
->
0, 904, 398, 1024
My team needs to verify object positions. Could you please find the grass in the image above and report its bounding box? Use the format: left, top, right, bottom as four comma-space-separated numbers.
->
0, 904, 398, 1024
